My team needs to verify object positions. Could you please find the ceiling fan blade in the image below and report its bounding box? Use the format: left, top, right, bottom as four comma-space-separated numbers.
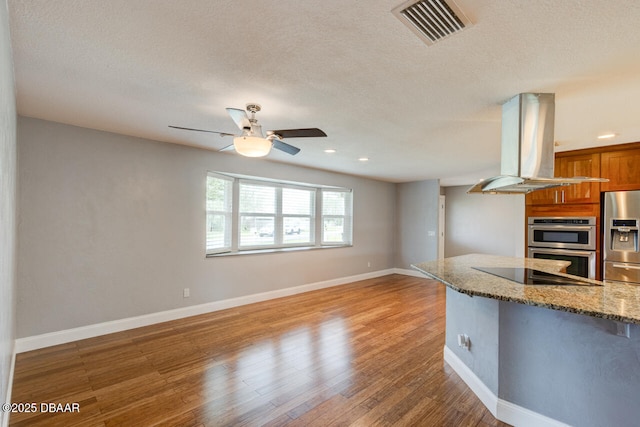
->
218, 144, 235, 152
268, 128, 327, 138
272, 138, 301, 155
226, 108, 251, 130
169, 125, 235, 137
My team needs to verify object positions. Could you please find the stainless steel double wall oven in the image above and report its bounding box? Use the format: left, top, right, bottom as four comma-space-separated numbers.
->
527, 217, 597, 279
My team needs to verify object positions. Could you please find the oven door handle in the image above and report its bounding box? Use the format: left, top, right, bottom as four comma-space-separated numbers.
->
529, 225, 595, 231
612, 263, 640, 270
530, 248, 595, 257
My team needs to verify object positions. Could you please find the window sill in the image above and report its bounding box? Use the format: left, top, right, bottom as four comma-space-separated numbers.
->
206, 244, 352, 258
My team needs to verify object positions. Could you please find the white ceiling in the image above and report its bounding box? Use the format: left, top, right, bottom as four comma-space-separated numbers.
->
7, 0, 640, 185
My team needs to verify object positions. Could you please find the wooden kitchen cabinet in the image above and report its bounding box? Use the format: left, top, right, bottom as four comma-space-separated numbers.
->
526, 152, 600, 205
601, 147, 640, 191
526, 182, 557, 205
556, 152, 601, 203
526, 203, 600, 218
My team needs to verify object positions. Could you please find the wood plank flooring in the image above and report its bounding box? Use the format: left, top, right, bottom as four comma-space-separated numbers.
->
10, 274, 510, 426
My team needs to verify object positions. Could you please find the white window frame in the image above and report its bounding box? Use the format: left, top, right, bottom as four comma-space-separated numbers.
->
205, 173, 233, 255
205, 172, 352, 256
238, 180, 279, 250
279, 184, 316, 247
321, 188, 353, 246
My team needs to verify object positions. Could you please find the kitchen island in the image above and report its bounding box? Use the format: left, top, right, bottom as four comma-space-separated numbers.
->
412, 253, 640, 325
412, 254, 640, 427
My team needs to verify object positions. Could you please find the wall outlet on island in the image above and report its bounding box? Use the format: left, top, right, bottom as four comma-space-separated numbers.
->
457, 334, 470, 350
615, 321, 630, 338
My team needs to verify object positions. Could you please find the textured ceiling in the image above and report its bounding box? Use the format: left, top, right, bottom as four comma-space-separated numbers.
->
7, 0, 640, 184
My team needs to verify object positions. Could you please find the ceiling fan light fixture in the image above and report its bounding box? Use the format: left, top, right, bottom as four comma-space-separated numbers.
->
233, 136, 272, 157
171, 102, 326, 157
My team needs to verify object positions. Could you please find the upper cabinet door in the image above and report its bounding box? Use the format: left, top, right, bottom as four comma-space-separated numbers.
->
601, 148, 640, 192
525, 157, 560, 205
526, 153, 600, 205
526, 186, 558, 205
557, 153, 601, 204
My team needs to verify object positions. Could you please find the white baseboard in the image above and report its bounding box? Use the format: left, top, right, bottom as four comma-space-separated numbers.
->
443, 345, 499, 416
15, 269, 400, 353
393, 267, 429, 278
2, 348, 16, 427
443, 345, 571, 427
497, 399, 571, 427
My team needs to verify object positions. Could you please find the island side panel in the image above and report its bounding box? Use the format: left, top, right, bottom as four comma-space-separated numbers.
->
445, 288, 500, 394
499, 301, 640, 427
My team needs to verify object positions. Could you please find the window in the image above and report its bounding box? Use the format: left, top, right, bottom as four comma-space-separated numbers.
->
205, 172, 352, 256
206, 174, 233, 254
322, 189, 353, 245
282, 187, 315, 245
239, 182, 277, 247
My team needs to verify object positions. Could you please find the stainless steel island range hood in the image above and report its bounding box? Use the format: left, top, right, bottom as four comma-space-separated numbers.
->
468, 93, 607, 194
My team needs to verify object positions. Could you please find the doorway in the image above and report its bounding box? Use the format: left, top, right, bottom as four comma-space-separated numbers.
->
438, 195, 445, 260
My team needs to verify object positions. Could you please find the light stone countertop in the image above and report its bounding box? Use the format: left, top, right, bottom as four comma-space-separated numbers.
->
412, 254, 640, 325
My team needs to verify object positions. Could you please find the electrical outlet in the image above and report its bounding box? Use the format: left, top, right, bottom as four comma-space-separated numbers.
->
615, 321, 630, 338
183, 288, 190, 298
367, 261, 371, 268
457, 334, 470, 350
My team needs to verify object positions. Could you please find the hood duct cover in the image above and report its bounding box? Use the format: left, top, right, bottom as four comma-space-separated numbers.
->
468, 93, 607, 194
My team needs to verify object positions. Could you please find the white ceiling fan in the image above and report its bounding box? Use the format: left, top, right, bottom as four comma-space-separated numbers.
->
170, 103, 327, 157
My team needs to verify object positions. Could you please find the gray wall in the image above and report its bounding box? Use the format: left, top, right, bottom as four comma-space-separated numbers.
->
444, 185, 525, 257
447, 288, 640, 427
445, 288, 499, 394
499, 302, 640, 427
395, 180, 440, 268
16, 117, 397, 338
0, 1, 17, 423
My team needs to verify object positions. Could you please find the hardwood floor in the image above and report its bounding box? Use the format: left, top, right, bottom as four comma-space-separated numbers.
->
10, 274, 510, 426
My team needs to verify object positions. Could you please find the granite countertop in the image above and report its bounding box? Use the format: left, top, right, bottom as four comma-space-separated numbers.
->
412, 254, 640, 325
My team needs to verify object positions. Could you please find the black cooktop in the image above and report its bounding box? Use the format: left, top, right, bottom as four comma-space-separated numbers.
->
472, 267, 601, 286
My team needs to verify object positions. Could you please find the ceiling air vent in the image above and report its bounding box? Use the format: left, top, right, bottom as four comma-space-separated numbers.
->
392, 0, 472, 46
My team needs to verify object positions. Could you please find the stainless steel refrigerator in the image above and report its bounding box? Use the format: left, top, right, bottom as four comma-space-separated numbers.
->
603, 190, 640, 284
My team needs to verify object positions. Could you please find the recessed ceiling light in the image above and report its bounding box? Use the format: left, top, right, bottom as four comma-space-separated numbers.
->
324, 149, 336, 153
358, 157, 369, 162
597, 133, 616, 139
